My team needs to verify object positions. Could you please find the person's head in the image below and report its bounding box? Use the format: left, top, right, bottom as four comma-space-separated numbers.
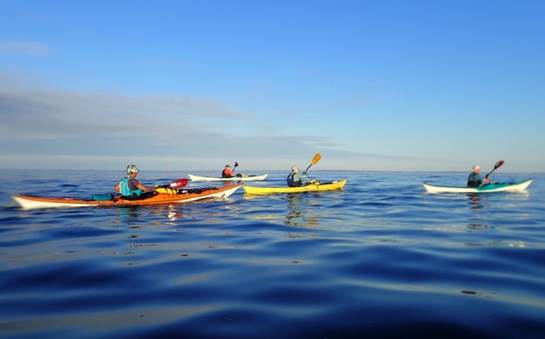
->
471, 165, 481, 174
225, 164, 231, 169
126, 164, 139, 177
291, 165, 299, 173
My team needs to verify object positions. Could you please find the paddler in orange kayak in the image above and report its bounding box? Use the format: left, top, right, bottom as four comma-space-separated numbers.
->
114, 164, 154, 197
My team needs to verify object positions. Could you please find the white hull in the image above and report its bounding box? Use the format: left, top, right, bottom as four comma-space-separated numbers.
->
423, 179, 532, 194
12, 197, 99, 209
188, 174, 268, 182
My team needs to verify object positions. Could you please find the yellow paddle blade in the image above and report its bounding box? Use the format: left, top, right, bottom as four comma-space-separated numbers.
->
311, 153, 322, 165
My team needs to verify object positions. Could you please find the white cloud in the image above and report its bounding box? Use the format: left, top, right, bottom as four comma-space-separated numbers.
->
0, 72, 426, 170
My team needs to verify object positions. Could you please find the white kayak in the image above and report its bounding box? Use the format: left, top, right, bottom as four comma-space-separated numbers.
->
423, 179, 533, 194
188, 174, 268, 182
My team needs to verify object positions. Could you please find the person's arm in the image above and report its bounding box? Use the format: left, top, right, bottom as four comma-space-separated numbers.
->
136, 181, 154, 192
130, 178, 153, 192
114, 183, 120, 193
299, 173, 312, 185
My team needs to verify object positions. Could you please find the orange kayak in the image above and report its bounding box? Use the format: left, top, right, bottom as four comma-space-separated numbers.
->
13, 184, 241, 210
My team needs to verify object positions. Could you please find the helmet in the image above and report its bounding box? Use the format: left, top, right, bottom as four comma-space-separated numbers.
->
126, 164, 139, 175
291, 166, 299, 172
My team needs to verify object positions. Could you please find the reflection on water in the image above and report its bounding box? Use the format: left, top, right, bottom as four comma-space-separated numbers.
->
117, 206, 141, 222
115, 205, 185, 228
467, 193, 484, 210
467, 223, 490, 231
284, 194, 319, 228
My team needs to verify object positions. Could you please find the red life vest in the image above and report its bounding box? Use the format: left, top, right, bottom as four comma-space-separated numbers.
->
222, 167, 234, 178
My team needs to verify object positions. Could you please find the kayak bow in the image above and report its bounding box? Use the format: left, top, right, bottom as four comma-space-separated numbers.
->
423, 179, 532, 194
13, 184, 241, 210
244, 179, 347, 195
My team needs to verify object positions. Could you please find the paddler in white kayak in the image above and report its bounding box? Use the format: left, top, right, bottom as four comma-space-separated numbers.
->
221, 162, 243, 178
114, 164, 154, 197
467, 165, 491, 188
222, 164, 235, 178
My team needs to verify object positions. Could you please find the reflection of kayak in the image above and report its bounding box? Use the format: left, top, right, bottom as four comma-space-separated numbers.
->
188, 174, 268, 182
13, 185, 241, 210
423, 179, 532, 194
244, 179, 347, 195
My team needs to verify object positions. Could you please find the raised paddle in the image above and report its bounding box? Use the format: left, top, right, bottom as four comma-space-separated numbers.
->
304, 153, 322, 173
485, 160, 505, 179
231, 162, 243, 178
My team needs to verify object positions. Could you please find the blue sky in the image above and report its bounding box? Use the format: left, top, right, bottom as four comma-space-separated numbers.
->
1, 0, 544, 172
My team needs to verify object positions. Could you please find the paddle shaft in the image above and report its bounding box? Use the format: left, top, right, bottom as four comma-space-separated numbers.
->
485, 160, 504, 179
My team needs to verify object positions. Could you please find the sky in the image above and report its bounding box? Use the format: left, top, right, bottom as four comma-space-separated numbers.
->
1, 0, 544, 172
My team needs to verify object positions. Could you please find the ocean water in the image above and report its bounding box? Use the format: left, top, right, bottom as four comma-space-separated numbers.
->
0, 170, 544, 338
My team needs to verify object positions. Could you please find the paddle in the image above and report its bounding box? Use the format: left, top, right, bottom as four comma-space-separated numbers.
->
155, 178, 189, 189
169, 178, 189, 188
232, 161, 244, 178
485, 160, 504, 179
304, 153, 322, 174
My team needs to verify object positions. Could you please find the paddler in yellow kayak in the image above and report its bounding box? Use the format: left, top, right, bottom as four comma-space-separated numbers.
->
114, 164, 154, 197
287, 154, 322, 187
287, 166, 316, 187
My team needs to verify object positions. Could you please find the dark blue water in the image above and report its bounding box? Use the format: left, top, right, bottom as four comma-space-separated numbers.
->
1, 170, 544, 338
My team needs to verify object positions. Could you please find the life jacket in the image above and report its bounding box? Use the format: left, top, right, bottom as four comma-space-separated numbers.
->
287, 172, 301, 187
119, 177, 142, 197
467, 173, 482, 188
222, 168, 234, 178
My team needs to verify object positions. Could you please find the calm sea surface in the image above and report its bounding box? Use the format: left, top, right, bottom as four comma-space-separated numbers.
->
0, 170, 544, 338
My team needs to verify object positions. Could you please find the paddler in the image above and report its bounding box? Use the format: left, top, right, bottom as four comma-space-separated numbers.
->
221, 164, 235, 178
467, 165, 491, 188
222, 162, 242, 178
114, 164, 154, 197
287, 166, 311, 187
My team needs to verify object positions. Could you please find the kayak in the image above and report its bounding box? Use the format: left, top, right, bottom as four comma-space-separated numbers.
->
188, 174, 268, 182
243, 179, 347, 195
423, 179, 532, 194
13, 184, 241, 210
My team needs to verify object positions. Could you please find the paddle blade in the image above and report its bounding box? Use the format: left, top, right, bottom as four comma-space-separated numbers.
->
170, 178, 189, 188
311, 153, 322, 165
234, 162, 239, 168
494, 160, 505, 170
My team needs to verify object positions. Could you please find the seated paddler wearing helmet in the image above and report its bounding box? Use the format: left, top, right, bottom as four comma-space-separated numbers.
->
114, 164, 153, 197
287, 166, 310, 187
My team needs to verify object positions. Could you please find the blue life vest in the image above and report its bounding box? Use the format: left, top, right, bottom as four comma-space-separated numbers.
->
287, 172, 301, 187
119, 177, 142, 197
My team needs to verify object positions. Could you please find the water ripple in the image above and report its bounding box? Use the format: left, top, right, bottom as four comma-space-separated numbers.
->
0, 170, 544, 338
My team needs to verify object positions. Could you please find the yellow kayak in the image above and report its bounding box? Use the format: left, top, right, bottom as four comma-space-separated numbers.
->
243, 179, 347, 195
